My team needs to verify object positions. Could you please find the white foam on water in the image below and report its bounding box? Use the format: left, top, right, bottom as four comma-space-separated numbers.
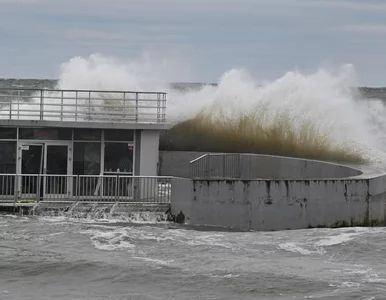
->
327, 261, 386, 286
38, 210, 169, 225
207, 273, 241, 278
132, 256, 174, 266
278, 242, 315, 255
314, 232, 361, 247
277, 232, 350, 255
80, 227, 136, 251
0, 214, 17, 219
329, 281, 360, 288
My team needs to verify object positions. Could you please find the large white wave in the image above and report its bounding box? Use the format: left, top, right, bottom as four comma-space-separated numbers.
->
1, 53, 386, 167
55, 54, 386, 167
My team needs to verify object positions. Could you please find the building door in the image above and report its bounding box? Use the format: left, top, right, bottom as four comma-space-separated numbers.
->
19, 144, 44, 200
17, 142, 72, 201
43, 143, 72, 200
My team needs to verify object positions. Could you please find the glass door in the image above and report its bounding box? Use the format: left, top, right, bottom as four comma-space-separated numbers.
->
43, 143, 72, 200
19, 143, 44, 200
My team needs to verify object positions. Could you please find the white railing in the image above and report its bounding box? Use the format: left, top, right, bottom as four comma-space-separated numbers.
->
0, 88, 167, 123
0, 174, 171, 203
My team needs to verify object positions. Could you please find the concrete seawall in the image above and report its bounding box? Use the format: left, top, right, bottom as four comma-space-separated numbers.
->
169, 153, 386, 231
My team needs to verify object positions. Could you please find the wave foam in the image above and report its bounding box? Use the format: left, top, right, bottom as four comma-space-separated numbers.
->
55, 54, 386, 167
3, 53, 386, 166
80, 228, 136, 251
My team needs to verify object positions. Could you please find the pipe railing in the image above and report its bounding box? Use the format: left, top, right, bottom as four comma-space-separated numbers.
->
0, 88, 167, 123
190, 153, 241, 178
0, 174, 171, 203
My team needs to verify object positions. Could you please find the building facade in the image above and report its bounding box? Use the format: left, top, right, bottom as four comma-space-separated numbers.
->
0, 88, 169, 202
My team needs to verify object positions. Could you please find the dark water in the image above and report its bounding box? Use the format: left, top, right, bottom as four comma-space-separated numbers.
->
1, 214, 386, 300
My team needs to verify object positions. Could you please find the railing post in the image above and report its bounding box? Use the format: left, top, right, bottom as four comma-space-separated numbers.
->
88, 91, 91, 119
206, 155, 210, 178
134, 177, 140, 202
76, 175, 80, 201
9, 90, 12, 119
75, 91, 78, 121
163, 93, 167, 122
135, 92, 138, 122
61, 90, 64, 121
36, 174, 41, 202
115, 174, 119, 202
17, 90, 20, 119
157, 93, 161, 123
123, 92, 126, 120
40, 89, 44, 120
13, 174, 18, 203
222, 155, 226, 178
238, 154, 242, 178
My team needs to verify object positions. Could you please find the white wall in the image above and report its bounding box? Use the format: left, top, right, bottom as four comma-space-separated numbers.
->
139, 130, 160, 176
170, 155, 386, 231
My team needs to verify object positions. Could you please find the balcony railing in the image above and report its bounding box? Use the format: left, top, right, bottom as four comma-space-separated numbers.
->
0, 88, 167, 123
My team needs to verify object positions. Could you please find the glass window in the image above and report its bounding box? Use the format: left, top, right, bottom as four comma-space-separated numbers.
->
73, 142, 101, 175
104, 143, 134, 173
0, 127, 17, 139
104, 129, 134, 141
74, 129, 101, 141
19, 128, 72, 140
0, 141, 16, 173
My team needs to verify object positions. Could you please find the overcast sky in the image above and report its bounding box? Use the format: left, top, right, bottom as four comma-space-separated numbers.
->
0, 0, 386, 86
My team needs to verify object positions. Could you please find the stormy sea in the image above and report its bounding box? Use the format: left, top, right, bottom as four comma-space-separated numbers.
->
1, 213, 386, 300
1, 60, 386, 300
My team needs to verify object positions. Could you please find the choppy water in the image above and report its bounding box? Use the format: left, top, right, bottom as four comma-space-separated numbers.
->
1, 214, 386, 300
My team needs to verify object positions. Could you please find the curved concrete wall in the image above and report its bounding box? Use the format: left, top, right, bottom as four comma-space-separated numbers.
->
160, 151, 362, 179
170, 158, 386, 231
159, 151, 207, 178
239, 154, 362, 179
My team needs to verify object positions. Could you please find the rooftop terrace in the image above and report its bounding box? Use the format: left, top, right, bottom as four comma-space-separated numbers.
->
0, 88, 169, 129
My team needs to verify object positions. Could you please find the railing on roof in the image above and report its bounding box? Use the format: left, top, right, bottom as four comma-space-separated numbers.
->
0, 88, 167, 123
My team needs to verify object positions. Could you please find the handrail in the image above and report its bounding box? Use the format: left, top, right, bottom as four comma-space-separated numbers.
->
190, 153, 241, 178
189, 154, 208, 164
0, 87, 167, 95
0, 88, 167, 124
0, 174, 173, 203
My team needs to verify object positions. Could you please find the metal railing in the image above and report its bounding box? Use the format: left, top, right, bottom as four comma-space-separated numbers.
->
0, 174, 171, 203
0, 88, 167, 123
190, 153, 240, 178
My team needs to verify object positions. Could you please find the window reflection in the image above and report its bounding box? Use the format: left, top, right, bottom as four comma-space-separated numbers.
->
74, 142, 101, 175
104, 143, 133, 173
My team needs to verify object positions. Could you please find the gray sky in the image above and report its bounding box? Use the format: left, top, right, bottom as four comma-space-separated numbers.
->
0, 0, 386, 86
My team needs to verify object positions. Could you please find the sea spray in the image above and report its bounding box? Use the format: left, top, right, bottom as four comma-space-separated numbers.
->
54, 54, 386, 166
2, 53, 386, 166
